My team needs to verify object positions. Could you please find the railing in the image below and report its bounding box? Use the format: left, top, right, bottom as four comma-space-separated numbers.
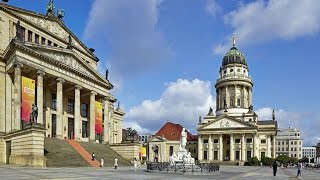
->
147, 162, 220, 173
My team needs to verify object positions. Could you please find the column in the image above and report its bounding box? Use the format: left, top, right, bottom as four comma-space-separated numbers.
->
208, 134, 213, 161
198, 135, 203, 161
272, 136, 276, 158
218, 88, 222, 110
267, 135, 271, 157
248, 87, 252, 106
103, 97, 109, 143
36, 70, 45, 124
89, 91, 97, 141
225, 86, 229, 108
14, 62, 23, 131
241, 85, 245, 108
230, 134, 234, 161
253, 133, 258, 158
56, 78, 64, 139
219, 134, 223, 161
234, 84, 237, 107
74, 85, 82, 140
241, 134, 245, 161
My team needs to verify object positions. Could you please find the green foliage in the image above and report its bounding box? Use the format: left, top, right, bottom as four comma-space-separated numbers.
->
261, 157, 274, 166
275, 155, 298, 166
245, 156, 260, 166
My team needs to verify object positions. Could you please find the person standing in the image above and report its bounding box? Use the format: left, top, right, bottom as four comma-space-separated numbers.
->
296, 161, 302, 178
92, 152, 95, 161
272, 161, 278, 176
114, 157, 118, 169
100, 158, 104, 167
133, 158, 138, 171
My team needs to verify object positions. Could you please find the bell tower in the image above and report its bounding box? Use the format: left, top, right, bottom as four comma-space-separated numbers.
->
215, 36, 253, 116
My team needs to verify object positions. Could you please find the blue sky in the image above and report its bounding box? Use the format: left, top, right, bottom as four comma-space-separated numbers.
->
7, 0, 320, 146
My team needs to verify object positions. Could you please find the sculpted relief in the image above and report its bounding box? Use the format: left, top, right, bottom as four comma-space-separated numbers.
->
19, 14, 69, 41
40, 51, 95, 79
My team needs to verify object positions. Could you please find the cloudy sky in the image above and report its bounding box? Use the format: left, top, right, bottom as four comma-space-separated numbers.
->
10, 0, 320, 146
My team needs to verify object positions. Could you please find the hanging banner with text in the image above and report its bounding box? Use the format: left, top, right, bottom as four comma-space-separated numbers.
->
139, 147, 147, 158
95, 101, 103, 134
21, 76, 35, 121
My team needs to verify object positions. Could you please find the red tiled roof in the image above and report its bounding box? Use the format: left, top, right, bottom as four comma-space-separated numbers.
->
155, 122, 197, 141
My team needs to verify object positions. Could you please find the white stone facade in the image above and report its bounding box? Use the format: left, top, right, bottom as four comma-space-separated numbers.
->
0, 3, 124, 165
303, 147, 317, 159
275, 128, 303, 159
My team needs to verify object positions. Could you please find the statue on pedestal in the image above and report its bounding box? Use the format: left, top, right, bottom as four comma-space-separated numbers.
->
30, 104, 38, 123
179, 128, 187, 150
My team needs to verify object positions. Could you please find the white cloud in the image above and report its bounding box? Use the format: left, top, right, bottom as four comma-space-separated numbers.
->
123, 121, 151, 135
214, 0, 320, 54
84, 0, 170, 79
205, 0, 222, 17
256, 107, 320, 146
125, 79, 216, 134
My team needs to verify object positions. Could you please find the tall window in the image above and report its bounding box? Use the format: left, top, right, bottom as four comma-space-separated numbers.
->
35, 34, 39, 44
230, 98, 234, 107
67, 99, 75, 114
169, 146, 173, 156
48, 40, 52, 46
82, 121, 88, 138
237, 98, 241, 106
51, 93, 57, 110
204, 151, 208, 160
261, 152, 265, 158
81, 103, 88, 117
28, 30, 32, 42
235, 151, 240, 160
214, 151, 218, 160
41, 37, 46, 45
247, 151, 251, 159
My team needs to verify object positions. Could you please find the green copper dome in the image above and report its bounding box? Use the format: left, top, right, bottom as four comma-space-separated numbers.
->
222, 46, 247, 66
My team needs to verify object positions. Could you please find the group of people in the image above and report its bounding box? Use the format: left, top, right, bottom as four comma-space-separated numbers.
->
272, 161, 303, 178
91, 152, 118, 168
91, 152, 138, 171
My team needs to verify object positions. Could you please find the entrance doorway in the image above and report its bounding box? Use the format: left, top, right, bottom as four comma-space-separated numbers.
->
6, 141, 11, 164
52, 114, 57, 137
68, 118, 74, 139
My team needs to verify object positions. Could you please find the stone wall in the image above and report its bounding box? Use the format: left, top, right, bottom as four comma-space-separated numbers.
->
110, 142, 139, 163
5, 124, 46, 167
0, 137, 5, 164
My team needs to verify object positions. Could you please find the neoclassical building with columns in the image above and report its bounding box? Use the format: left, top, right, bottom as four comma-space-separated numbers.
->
0, 2, 124, 166
197, 39, 277, 164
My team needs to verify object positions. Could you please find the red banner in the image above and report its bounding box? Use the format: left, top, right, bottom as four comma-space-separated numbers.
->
21, 76, 35, 121
95, 101, 103, 134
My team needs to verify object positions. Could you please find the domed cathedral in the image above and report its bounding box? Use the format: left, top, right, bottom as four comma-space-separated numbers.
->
197, 36, 277, 165
0, 1, 124, 166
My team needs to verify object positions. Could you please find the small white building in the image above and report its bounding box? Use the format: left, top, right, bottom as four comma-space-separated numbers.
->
302, 147, 317, 159
275, 127, 303, 159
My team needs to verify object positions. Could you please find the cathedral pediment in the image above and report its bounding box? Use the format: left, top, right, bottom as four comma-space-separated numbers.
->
1, 4, 97, 60
199, 116, 256, 130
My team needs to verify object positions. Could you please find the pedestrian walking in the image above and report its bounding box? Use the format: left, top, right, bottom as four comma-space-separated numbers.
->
272, 161, 278, 176
133, 157, 138, 171
114, 157, 118, 169
100, 158, 104, 167
92, 152, 95, 161
296, 161, 302, 178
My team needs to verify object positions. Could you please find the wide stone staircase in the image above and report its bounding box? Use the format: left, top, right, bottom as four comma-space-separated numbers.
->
44, 138, 89, 167
79, 141, 132, 167
44, 138, 132, 167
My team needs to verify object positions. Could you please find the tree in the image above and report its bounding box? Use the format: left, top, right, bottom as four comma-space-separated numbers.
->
245, 156, 260, 166
261, 157, 274, 166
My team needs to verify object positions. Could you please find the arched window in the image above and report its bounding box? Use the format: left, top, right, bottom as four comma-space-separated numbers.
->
169, 146, 173, 156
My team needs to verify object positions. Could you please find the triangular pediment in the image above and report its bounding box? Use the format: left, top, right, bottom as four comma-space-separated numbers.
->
1, 4, 97, 60
149, 136, 166, 142
18, 43, 112, 88
199, 116, 256, 130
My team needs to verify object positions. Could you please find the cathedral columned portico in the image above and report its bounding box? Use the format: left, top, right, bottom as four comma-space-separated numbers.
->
197, 37, 277, 164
